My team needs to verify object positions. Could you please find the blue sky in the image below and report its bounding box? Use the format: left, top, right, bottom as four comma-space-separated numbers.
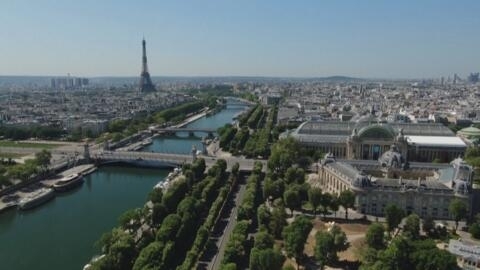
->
1, 0, 479, 78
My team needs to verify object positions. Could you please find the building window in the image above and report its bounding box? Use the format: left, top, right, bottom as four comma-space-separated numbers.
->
421, 207, 427, 217
443, 208, 449, 218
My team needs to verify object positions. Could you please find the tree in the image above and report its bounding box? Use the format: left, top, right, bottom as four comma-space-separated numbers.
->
403, 214, 420, 240
257, 204, 272, 229
156, 214, 182, 242
35, 149, 51, 173
314, 226, 348, 268
285, 167, 298, 185
314, 231, 335, 267
148, 188, 163, 204
269, 203, 287, 239
231, 162, 240, 176
410, 240, 459, 270
183, 169, 195, 189
284, 188, 301, 216
176, 196, 201, 219
220, 263, 237, 270
223, 220, 249, 265
469, 222, 480, 239
118, 208, 143, 231
384, 204, 405, 233
263, 178, 284, 201
362, 237, 459, 270
422, 216, 435, 236
268, 138, 301, 176
308, 187, 322, 216
93, 228, 137, 270
263, 178, 276, 200
329, 195, 339, 217
132, 241, 165, 270
282, 215, 312, 269
254, 231, 274, 250
370, 236, 411, 270
365, 223, 385, 250
249, 248, 284, 270
329, 225, 349, 252
151, 203, 168, 226
162, 178, 188, 212
338, 190, 355, 220
319, 192, 332, 218
449, 199, 468, 232
191, 158, 206, 180
216, 158, 228, 173
285, 168, 305, 185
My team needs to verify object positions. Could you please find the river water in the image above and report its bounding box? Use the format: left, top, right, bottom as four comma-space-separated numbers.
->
0, 103, 248, 270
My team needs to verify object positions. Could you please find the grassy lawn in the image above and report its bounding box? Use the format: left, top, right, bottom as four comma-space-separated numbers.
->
0, 152, 26, 159
0, 141, 63, 149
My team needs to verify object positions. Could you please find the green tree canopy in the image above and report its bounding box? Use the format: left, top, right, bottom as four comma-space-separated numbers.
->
449, 199, 468, 231
338, 190, 355, 220
384, 204, 405, 233
268, 138, 301, 176
254, 231, 274, 250
403, 214, 420, 240
308, 187, 322, 216
314, 231, 335, 267
361, 237, 459, 270
35, 149, 51, 173
319, 192, 332, 218
283, 188, 301, 216
249, 248, 284, 270
365, 223, 385, 250
132, 241, 165, 270
269, 203, 287, 239
282, 215, 313, 269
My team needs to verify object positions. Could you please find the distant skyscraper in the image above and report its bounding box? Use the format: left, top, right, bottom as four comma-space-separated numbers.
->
138, 38, 155, 92
50, 76, 89, 90
468, 72, 479, 84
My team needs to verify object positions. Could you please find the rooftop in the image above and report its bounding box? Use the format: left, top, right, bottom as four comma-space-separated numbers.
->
405, 135, 466, 148
296, 121, 455, 137
448, 239, 480, 262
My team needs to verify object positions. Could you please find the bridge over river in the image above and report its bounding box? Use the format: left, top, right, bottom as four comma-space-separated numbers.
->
94, 150, 265, 171
152, 127, 217, 133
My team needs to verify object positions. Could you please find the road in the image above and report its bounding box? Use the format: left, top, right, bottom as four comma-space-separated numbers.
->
208, 181, 247, 270
97, 150, 265, 171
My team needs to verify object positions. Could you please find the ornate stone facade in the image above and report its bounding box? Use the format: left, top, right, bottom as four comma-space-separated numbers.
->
317, 153, 474, 219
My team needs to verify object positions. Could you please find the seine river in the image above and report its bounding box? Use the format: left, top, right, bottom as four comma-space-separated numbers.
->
0, 103, 247, 270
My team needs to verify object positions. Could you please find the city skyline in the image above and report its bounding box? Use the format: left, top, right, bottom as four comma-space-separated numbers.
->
1, 0, 480, 78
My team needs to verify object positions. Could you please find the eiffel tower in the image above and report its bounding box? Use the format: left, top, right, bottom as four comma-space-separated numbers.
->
138, 38, 156, 92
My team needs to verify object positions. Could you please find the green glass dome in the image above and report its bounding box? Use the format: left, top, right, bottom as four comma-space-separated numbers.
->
458, 125, 480, 139
358, 124, 395, 139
